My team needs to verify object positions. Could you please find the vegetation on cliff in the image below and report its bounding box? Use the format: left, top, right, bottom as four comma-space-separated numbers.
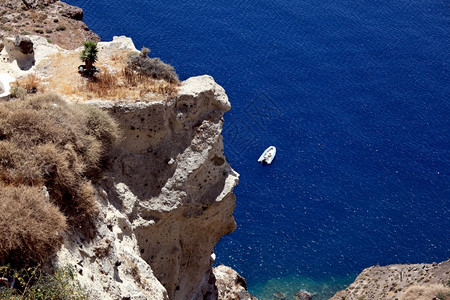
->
0, 265, 86, 299
125, 46, 179, 84
79, 41, 98, 71
0, 93, 120, 267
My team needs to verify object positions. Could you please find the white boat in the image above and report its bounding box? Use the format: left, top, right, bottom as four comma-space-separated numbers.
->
258, 146, 276, 164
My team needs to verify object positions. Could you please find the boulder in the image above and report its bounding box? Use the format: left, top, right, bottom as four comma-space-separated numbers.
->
273, 291, 286, 299
294, 290, 313, 300
61, 4, 84, 21
214, 265, 256, 300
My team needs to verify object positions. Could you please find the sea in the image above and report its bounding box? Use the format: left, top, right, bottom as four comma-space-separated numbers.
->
66, 0, 450, 298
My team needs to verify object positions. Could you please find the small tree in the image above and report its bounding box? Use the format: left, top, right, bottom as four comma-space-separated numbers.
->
80, 41, 98, 71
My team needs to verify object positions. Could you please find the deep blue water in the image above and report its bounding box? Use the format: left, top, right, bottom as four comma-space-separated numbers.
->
66, 0, 449, 298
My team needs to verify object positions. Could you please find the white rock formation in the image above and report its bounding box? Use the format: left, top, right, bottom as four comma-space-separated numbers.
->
53, 75, 241, 300
0, 73, 15, 100
0, 35, 61, 77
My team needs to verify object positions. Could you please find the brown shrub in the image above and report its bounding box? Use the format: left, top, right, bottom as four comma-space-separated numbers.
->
127, 50, 179, 84
0, 93, 120, 265
9, 74, 43, 100
16, 73, 41, 92
0, 184, 67, 265
122, 65, 140, 86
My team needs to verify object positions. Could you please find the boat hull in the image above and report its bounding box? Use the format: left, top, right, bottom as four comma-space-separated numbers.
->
258, 146, 276, 164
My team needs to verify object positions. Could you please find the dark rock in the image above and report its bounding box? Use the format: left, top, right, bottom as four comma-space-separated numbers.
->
294, 290, 313, 300
22, 0, 57, 9
273, 291, 286, 299
236, 274, 248, 289
27, 87, 37, 94
22, 0, 39, 8
61, 4, 84, 21
212, 155, 225, 166
14, 35, 33, 54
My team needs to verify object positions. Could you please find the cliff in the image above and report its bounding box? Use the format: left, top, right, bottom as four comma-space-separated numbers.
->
0, 0, 99, 50
330, 260, 450, 300
0, 28, 255, 299
53, 74, 239, 299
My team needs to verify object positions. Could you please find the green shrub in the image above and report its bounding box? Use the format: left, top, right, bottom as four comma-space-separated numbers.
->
126, 47, 179, 83
46, 29, 53, 33
80, 41, 98, 71
0, 93, 120, 266
436, 291, 448, 300
55, 25, 66, 31
0, 265, 86, 299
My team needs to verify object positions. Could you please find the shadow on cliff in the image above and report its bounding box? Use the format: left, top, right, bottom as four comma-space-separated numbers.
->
102, 125, 195, 212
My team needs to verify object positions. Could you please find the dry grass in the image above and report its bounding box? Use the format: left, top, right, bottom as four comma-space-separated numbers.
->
14, 73, 43, 93
401, 284, 450, 300
0, 93, 120, 266
0, 184, 67, 266
37, 49, 179, 101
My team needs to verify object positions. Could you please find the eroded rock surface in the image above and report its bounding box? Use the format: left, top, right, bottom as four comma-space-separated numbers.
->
330, 260, 450, 300
2, 35, 35, 70
52, 75, 241, 300
213, 265, 256, 300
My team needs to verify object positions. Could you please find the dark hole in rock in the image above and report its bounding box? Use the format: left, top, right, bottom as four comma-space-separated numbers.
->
212, 155, 225, 166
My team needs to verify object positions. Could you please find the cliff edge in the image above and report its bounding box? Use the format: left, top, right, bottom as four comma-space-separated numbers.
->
331, 260, 450, 300
0, 32, 254, 299
53, 74, 239, 300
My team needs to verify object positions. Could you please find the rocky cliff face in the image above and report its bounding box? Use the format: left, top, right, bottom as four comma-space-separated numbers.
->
0, 0, 100, 50
214, 265, 257, 300
51, 75, 241, 299
330, 260, 450, 300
